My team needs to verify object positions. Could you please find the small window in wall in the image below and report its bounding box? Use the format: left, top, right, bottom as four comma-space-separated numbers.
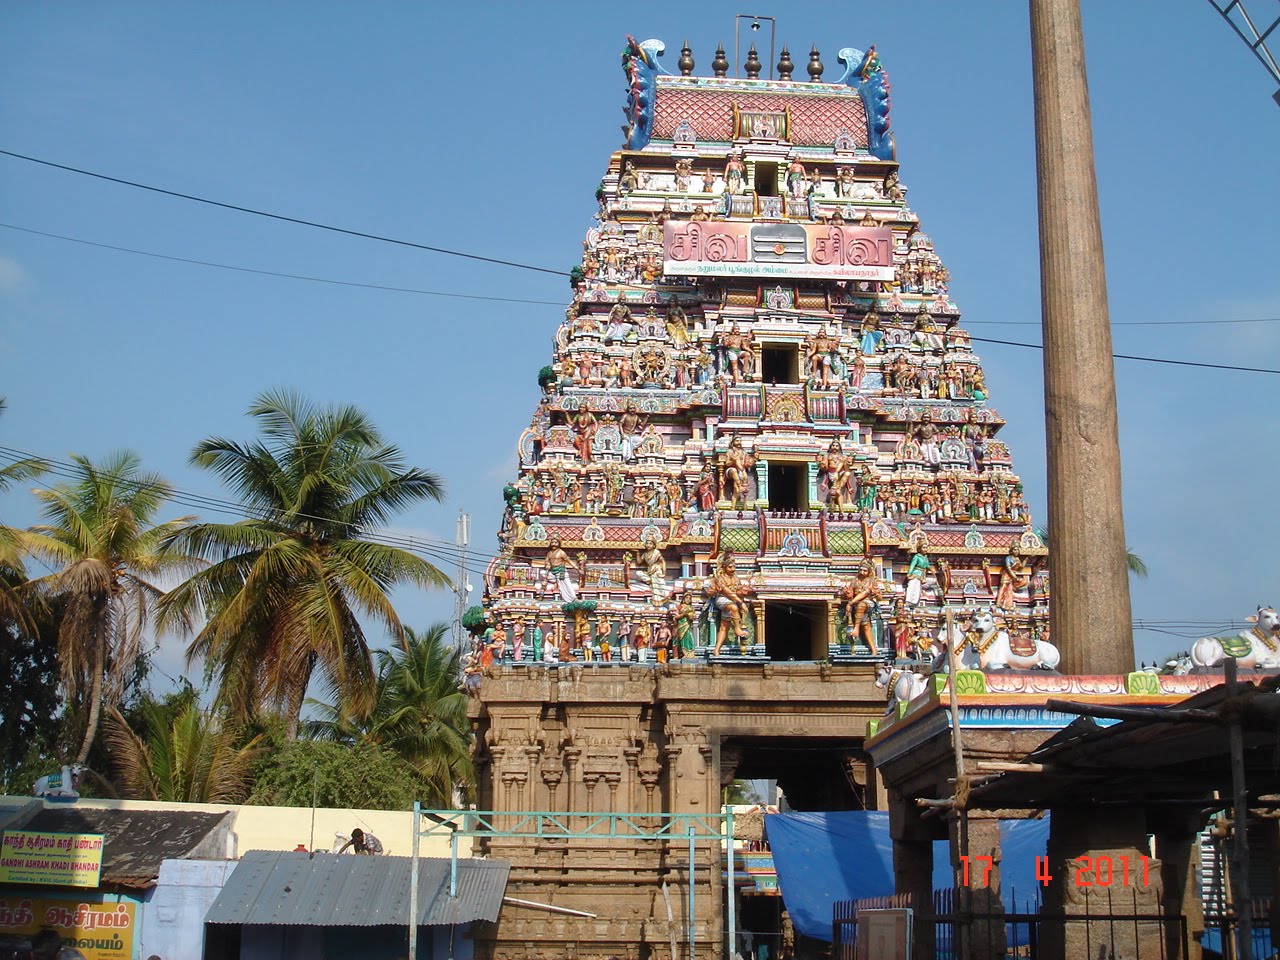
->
761, 344, 799, 384
765, 600, 827, 661
768, 462, 805, 511
754, 162, 778, 197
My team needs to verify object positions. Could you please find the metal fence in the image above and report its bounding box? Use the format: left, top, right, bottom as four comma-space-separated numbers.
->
1202, 897, 1278, 960
835, 888, 1194, 960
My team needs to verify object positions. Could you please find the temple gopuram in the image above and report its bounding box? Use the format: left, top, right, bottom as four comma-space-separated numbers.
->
482, 37, 1048, 677
463, 36, 1248, 960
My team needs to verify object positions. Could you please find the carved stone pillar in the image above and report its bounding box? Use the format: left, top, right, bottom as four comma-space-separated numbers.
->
1151, 810, 1204, 960
637, 743, 662, 815
889, 789, 936, 959
1040, 806, 1161, 960
563, 745, 582, 812
950, 813, 1005, 960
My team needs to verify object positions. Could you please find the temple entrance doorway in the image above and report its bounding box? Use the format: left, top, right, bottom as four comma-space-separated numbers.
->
723, 735, 874, 960
725, 736, 872, 812
764, 600, 826, 660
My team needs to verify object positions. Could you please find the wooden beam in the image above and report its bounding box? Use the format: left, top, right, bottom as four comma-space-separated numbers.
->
1045, 698, 1221, 724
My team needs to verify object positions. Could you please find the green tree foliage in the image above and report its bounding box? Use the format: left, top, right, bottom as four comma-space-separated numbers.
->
158, 390, 449, 736
103, 692, 262, 803
722, 780, 763, 805
22, 453, 198, 764
305, 624, 472, 806
0, 601, 64, 792
461, 605, 487, 636
247, 739, 427, 811
0, 396, 49, 646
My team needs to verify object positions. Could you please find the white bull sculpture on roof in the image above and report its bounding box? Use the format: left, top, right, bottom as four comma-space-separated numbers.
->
1190, 606, 1280, 670
933, 609, 1060, 671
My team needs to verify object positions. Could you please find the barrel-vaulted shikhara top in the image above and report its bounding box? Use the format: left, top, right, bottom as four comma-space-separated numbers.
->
479, 37, 1052, 676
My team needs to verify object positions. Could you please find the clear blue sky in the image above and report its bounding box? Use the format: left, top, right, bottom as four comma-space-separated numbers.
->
2, 2, 1277, 684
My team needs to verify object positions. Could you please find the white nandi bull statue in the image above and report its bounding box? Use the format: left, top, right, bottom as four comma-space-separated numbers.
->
33, 764, 82, 799
1190, 606, 1280, 669
875, 663, 931, 714
934, 609, 1060, 671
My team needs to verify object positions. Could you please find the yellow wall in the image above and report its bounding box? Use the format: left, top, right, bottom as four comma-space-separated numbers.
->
5, 797, 472, 859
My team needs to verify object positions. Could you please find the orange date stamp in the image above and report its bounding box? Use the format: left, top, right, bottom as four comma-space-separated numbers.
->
959, 854, 1155, 888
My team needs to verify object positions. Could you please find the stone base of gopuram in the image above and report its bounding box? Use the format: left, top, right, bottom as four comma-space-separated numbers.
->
467, 660, 888, 960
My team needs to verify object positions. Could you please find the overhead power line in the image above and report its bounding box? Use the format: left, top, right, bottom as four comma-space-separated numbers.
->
0, 224, 565, 305
3, 151, 1276, 374
968, 335, 1280, 376
0, 223, 565, 307
0, 148, 570, 278
10, 220, 1280, 329
0, 444, 505, 571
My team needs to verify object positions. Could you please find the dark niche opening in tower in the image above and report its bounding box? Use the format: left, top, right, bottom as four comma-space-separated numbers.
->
768, 462, 804, 511
723, 736, 874, 812
764, 600, 826, 661
754, 161, 778, 197
761, 344, 799, 384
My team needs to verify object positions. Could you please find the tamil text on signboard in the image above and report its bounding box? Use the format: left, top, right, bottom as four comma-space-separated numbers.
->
0, 896, 134, 960
0, 831, 104, 887
663, 221, 896, 281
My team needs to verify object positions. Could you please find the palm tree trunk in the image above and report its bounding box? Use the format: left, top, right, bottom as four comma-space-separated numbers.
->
76, 627, 106, 765
281, 652, 317, 740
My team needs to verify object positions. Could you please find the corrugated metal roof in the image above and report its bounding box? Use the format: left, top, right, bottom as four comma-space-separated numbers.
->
204, 852, 509, 927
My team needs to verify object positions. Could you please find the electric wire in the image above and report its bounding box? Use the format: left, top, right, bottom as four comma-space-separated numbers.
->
0, 223, 565, 306
7, 218, 1280, 335
967, 335, 1280, 375
0, 148, 570, 278
4, 446, 1262, 639
6, 216, 1276, 374
0, 444, 505, 570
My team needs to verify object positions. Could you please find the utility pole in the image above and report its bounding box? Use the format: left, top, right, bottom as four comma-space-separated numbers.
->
452, 510, 470, 650
1029, 0, 1134, 675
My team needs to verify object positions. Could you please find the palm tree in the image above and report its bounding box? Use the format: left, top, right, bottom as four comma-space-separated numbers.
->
159, 391, 449, 736
306, 623, 472, 805
104, 697, 262, 803
22, 453, 198, 764
0, 398, 48, 633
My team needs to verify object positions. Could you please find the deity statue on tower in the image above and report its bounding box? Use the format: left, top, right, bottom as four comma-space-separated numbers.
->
708, 552, 752, 655
721, 436, 756, 510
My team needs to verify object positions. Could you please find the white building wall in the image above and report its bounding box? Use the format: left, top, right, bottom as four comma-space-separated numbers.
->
138, 859, 238, 960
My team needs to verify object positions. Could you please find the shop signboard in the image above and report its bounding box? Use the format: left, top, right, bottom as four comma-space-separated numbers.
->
0, 896, 135, 960
0, 831, 104, 887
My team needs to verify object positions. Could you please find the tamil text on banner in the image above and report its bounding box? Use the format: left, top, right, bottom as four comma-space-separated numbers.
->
0, 896, 134, 960
0, 831, 104, 887
663, 221, 896, 281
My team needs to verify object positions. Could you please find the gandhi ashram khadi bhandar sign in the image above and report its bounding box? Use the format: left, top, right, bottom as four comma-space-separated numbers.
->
465, 37, 1056, 960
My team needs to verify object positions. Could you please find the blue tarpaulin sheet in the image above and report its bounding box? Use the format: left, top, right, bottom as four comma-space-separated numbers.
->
763, 811, 1050, 942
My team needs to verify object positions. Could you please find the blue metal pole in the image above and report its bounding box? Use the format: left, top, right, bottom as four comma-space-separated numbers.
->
688, 824, 696, 960
450, 828, 458, 898
726, 809, 736, 960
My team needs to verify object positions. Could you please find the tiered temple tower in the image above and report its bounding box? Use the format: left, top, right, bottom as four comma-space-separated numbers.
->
480, 38, 1047, 673
468, 38, 1053, 960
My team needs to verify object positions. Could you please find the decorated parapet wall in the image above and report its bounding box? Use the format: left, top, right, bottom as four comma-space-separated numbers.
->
478, 38, 1050, 670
